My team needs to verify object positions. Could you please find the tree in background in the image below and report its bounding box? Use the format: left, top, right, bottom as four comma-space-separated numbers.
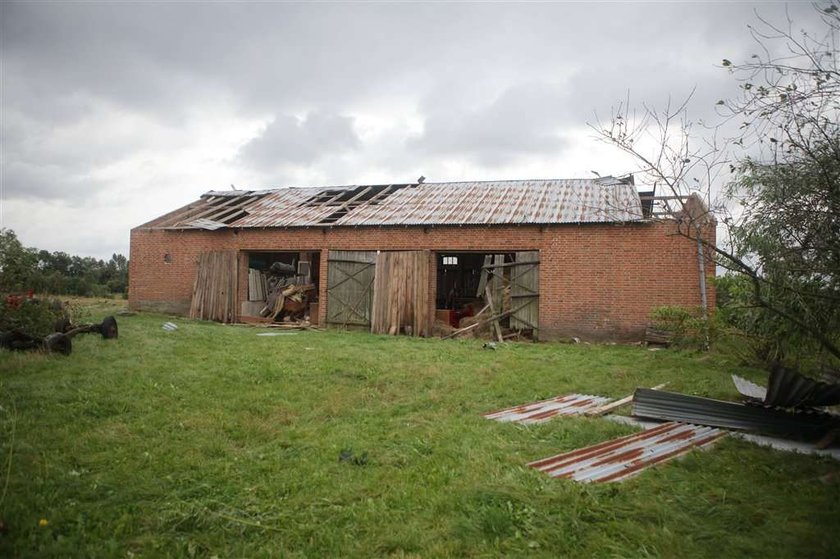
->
0, 228, 129, 297
0, 228, 37, 292
597, 2, 840, 375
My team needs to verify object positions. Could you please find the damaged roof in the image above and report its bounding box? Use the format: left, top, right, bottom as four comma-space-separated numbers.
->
138, 177, 645, 230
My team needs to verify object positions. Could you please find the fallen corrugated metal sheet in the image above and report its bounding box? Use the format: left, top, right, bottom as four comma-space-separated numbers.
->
483, 394, 612, 424
528, 422, 724, 483
732, 374, 767, 401
142, 177, 645, 230
765, 365, 840, 408
632, 388, 839, 439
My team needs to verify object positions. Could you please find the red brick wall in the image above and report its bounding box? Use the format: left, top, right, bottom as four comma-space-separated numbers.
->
129, 221, 716, 340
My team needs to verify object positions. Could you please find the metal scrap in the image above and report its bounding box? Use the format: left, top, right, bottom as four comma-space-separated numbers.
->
765, 364, 840, 408
528, 421, 724, 483
483, 394, 612, 424
732, 374, 767, 401
632, 388, 839, 439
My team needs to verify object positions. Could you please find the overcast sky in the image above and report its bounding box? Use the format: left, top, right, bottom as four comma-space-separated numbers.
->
0, 1, 822, 259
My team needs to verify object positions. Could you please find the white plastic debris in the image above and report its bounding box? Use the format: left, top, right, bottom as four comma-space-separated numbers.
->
162, 322, 178, 331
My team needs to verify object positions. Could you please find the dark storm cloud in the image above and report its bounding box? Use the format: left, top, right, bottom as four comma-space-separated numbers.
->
0, 1, 826, 257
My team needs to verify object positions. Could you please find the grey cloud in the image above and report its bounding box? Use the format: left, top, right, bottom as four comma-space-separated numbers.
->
0, 0, 828, 258
238, 112, 361, 170
2, 160, 104, 205
411, 83, 570, 165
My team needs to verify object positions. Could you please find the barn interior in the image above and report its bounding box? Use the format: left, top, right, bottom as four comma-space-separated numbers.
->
436, 252, 516, 329
243, 251, 320, 323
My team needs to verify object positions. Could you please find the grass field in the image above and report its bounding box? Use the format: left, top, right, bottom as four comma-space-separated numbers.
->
1, 301, 839, 558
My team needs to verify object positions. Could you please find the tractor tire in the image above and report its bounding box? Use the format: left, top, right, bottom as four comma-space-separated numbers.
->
43, 333, 72, 355
100, 316, 118, 339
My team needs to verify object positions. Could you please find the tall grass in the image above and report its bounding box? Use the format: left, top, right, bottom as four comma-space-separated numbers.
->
1, 303, 838, 557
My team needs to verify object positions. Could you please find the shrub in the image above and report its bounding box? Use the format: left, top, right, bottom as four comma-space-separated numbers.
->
649, 306, 718, 350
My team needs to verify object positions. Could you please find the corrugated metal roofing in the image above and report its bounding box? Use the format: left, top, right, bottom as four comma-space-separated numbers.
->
765, 365, 840, 408
528, 422, 725, 483
483, 394, 612, 424
144, 177, 645, 229
732, 375, 767, 401
632, 388, 839, 439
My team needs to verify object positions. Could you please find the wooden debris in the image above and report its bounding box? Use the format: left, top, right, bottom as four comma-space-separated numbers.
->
645, 327, 672, 346
484, 285, 504, 343
584, 383, 669, 417
443, 301, 530, 340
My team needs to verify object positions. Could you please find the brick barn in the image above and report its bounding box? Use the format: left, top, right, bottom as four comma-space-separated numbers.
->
129, 177, 715, 341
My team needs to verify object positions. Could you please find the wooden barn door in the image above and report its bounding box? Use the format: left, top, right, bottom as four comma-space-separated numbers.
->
326, 250, 377, 327
190, 250, 239, 323
371, 251, 431, 337
509, 251, 540, 338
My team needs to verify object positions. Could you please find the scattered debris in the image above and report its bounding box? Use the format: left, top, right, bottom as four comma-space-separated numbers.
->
162, 322, 178, 331
338, 448, 369, 466
256, 332, 298, 337
731, 431, 840, 461
734, 366, 840, 409
483, 394, 612, 424
1, 315, 118, 356
528, 421, 724, 483
764, 364, 840, 408
584, 383, 668, 417
609, 412, 840, 460
644, 327, 672, 346
55, 315, 119, 340
631, 388, 839, 440
732, 374, 767, 401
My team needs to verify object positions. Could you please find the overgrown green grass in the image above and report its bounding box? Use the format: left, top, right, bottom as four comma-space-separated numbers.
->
1, 304, 838, 557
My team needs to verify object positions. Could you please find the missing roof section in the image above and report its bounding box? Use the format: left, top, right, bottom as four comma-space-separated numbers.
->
300, 184, 413, 224
154, 190, 268, 230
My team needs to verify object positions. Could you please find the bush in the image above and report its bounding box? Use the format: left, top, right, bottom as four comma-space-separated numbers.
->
649, 306, 717, 350
0, 297, 65, 338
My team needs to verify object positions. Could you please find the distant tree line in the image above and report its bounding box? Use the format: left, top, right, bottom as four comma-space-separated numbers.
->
0, 228, 128, 297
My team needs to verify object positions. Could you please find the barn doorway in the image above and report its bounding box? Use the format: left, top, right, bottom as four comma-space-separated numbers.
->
435, 251, 540, 339
243, 251, 320, 323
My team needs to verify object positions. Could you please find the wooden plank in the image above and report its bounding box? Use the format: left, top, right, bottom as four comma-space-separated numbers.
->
510, 251, 539, 336
484, 285, 504, 343
443, 300, 531, 340
584, 383, 669, 417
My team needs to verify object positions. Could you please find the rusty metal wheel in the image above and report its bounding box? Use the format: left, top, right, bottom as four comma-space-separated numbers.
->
100, 316, 118, 339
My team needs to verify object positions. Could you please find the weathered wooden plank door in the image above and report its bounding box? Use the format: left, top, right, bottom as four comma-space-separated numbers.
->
371, 251, 431, 336
326, 250, 377, 327
190, 250, 239, 323
510, 251, 540, 337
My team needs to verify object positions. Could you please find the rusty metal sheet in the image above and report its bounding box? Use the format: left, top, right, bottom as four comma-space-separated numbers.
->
339, 179, 641, 227
483, 394, 612, 424
528, 422, 725, 483
145, 178, 645, 230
